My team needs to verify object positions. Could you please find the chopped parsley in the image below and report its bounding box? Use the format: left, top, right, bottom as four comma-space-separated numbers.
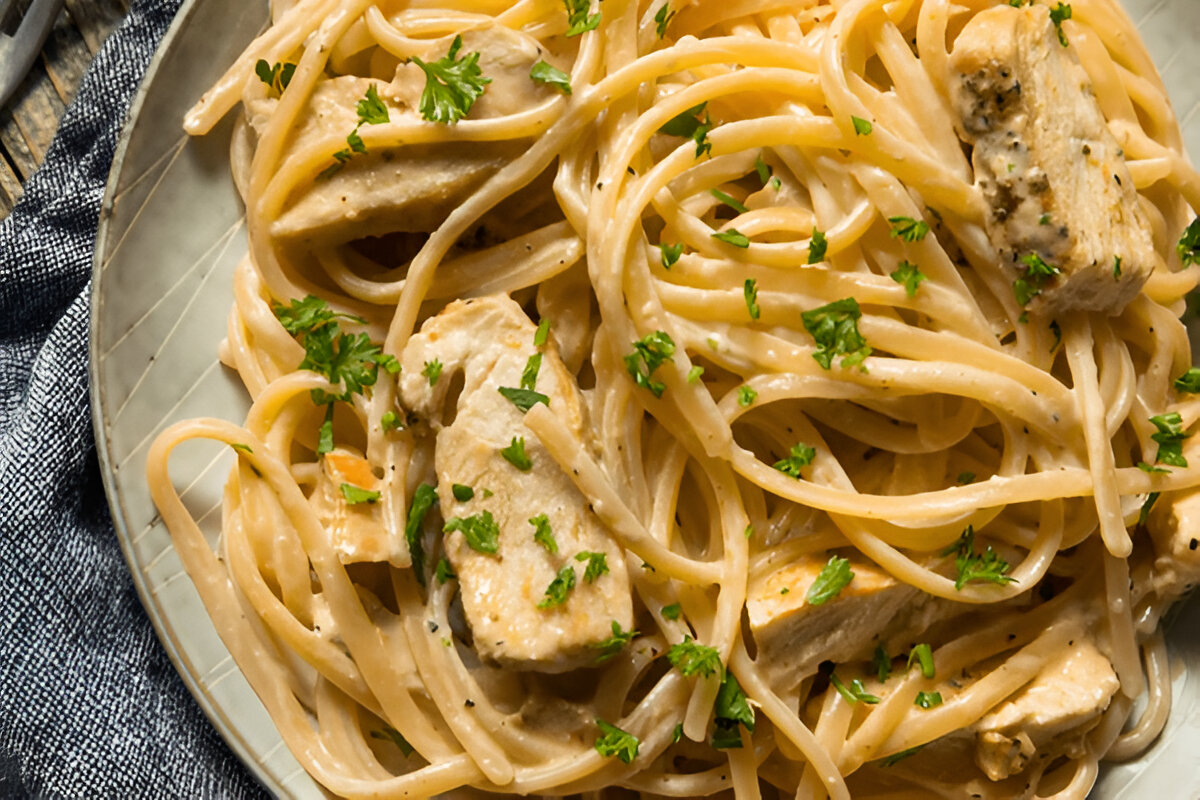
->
1178, 218, 1200, 266
1013, 253, 1061, 306
529, 60, 571, 94
806, 555, 854, 606
1150, 412, 1191, 467
538, 565, 577, 608
873, 645, 891, 683
888, 216, 930, 242
653, 2, 675, 38
1113, 255, 1122, 279
660, 242, 684, 268
530, 513, 557, 553
1139, 492, 1161, 527
879, 744, 924, 767
624, 331, 675, 398
712, 229, 750, 248
318, 405, 334, 455
451, 483, 474, 502
737, 385, 758, 407
380, 410, 402, 432
687, 365, 704, 383
666, 636, 722, 678
851, 116, 873, 135
318, 84, 392, 177
520, 352, 542, 390
914, 691, 943, 709
957, 471, 976, 484
1049, 3, 1071, 47
755, 154, 772, 185
340, 483, 380, 504
659, 102, 712, 158
411, 35, 491, 124
575, 550, 610, 582
369, 723, 414, 756
534, 317, 551, 347
711, 188, 749, 214
422, 359, 444, 386
443, 510, 500, 555
808, 228, 828, 263
743, 278, 760, 320
591, 620, 638, 663
890, 261, 926, 297
711, 670, 756, 749
661, 602, 682, 620
907, 643, 935, 679
594, 718, 639, 763
941, 526, 1016, 591
564, 0, 601, 35
254, 59, 295, 95
773, 442, 816, 478
497, 386, 550, 412
500, 436, 533, 471
434, 557, 456, 584
801, 297, 872, 370
404, 484, 438, 585
830, 673, 880, 705
1137, 462, 1169, 475
1174, 367, 1200, 393
231, 443, 252, 454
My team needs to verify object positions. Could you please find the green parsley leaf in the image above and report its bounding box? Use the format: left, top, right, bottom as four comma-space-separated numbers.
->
624, 331, 675, 398
1139, 492, 1161, 527
529, 60, 571, 94
381, 410, 403, 432
744, 278, 761, 320
890, 260, 926, 297
744, 524, 755, 539
497, 386, 550, 412
941, 526, 1017, 591
660, 242, 684, 268
686, 365, 704, 383
801, 297, 872, 370
1039, 212, 1051, 225
521, 352, 542, 390
231, 443, 252, 454
273, 295, 361, 335
434, 557, 457, 584
340, 483, 380, 504
1113, 255, 1122, 279
594, 718, 639, 764
879, 744, 924, 766
1151, 412, 1192, 467
1049, 3, 1071, 47
887, 216, 930, 242
653, 2, 675, 38
712, 229, 750, 248
317, 405, 335, 455
661, 602, 682, 620
773, 442, 816, 478
1178, 219, 1200, 266
538, 565, 576, 608
534, 317, 551, 347
737, 385, 758, 407
872, 645, 891, 683
451, 483, 474, 502
255, 59, 296, 94
667, 635, 722, 678
755, 154, 772, 185
851, 116, 873, 135
710, 188, 749, 214
711, 670, 756, 749
957, 471, 976, 484
422, 359, 443, 386
500, 436, 533, 471
807, 228, 828, 263
346, 128, 366, 154
1174, 368, 1200, 393
907, 643, 935, 679
369, 723, 414, 756
590, 620, 638, 663
914, 691, 943, 709
405, 484, 438, 585
806, 555, 854, 606
356, 84, 389, 125
1137, 462, 1169, 474
658, 102, 712, 158
530, 513, 557, 553
575, 551, 610, 582
443, 510, 501, 555
672, 723, 683, 743
1013, 253, 1061, 306
830, 673, 880, 705
411, 35, 492, 124
563, 0, 601, 35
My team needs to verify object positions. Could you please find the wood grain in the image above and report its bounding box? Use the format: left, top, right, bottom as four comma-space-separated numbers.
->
0, 0, 130, 217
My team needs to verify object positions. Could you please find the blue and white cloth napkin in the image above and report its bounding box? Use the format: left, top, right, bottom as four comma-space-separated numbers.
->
0, 2, 264, 796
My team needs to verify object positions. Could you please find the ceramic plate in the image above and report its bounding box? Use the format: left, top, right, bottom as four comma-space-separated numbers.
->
89, 1, 1200, 796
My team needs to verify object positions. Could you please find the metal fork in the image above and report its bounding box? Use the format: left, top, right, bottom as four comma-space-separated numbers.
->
0, 0, 66, 109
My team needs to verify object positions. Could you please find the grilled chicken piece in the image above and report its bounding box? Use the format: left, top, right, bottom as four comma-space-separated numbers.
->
309, 448, 407, 566
247, 27, 555, 245
1145, 489, 1200, 598
399, 295, 633, 672
949, 5, 1156, 315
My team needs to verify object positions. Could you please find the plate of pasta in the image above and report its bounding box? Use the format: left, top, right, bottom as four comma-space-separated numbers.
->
91, 0, 1200, 797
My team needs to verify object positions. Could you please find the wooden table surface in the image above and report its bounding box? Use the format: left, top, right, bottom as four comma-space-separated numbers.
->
0, 0, 130, 219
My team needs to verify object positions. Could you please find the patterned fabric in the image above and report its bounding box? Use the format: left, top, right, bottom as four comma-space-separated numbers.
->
0, 2, 264, 797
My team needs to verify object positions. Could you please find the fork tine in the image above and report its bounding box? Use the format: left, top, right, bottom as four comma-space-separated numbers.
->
0, 0, 66, 110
